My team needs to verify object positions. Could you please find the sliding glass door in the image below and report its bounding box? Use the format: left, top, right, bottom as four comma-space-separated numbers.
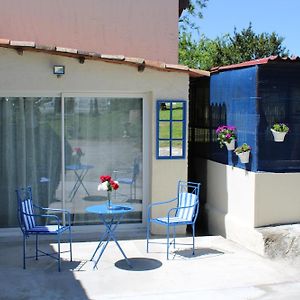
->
0, 96, 143, 228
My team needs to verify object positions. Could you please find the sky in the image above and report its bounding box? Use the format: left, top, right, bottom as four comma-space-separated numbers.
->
193, 0, 300, 56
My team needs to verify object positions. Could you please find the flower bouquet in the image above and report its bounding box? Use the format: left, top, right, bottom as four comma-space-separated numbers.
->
216, 125, 237, 150
98, 175, 119, 209
72, 147, 84, 165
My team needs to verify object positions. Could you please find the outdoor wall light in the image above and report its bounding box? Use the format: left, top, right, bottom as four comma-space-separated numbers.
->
53, 65, 65, 77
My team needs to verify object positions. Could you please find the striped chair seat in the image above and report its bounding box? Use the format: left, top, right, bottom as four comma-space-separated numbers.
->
154, 216, 191, 224
27, 225, 70, 234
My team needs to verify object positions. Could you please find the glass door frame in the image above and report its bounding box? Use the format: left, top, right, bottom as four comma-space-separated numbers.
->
0, 91, 151, 232
61, 92, 150, 230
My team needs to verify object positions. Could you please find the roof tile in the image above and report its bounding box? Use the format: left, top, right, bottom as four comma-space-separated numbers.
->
0, 38, 209, 78
10, 40, 35, 47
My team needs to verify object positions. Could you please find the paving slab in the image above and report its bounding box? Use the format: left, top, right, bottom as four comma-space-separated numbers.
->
1, 235, 300, 300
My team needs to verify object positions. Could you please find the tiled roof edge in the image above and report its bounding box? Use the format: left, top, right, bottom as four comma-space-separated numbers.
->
0, 38, 209, 78
211, 55, 300, 73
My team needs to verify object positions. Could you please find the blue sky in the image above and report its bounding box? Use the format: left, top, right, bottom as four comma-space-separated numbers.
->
194, 0, 300, 56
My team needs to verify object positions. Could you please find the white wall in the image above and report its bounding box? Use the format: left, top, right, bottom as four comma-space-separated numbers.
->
0, 47, 189, 232
205, 159, 300, 254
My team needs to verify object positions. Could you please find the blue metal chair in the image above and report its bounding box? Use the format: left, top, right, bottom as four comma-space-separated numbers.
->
113, 158, 140, 201
147, 181, 201, 259
16, 186, 72, 271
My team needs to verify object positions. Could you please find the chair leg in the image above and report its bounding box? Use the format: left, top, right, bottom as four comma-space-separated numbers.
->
35, 234, 38, 260
146, 220, 150, 253
23, 235, 26, 269
69, 227, 73, 262
173, 225, 176, 249
192, 224, 195, 256
58, 235, 61, 272
167, 224, 170, 260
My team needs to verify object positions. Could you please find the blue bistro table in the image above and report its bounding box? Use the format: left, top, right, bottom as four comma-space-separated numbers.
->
86, 204, 134, 269
66, 164, 94, 201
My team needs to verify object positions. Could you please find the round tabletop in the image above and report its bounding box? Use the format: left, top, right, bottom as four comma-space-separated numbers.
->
86, 204, 134, 215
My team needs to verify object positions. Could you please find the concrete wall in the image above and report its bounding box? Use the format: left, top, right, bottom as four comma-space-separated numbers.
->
0, 0, 179, 63
0, 47, 189, 232
203, 159, 300, 254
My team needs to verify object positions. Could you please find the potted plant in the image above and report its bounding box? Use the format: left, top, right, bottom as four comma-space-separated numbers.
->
270, 123, 289, 142
216, 125, 237, 150
234, 143, 251, 163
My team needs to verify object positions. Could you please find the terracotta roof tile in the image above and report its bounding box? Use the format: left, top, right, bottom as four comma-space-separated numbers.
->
0, 38, 10, 45
10, 40, 35, 47
0, 38, 209, 78
101, 54, 125, 61
55, 46, 78, 54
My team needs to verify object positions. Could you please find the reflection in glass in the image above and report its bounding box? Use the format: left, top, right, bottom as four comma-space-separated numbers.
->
172, 122, 183, 139
159, 122, 170, 139
64, 97, 143, 225
0, 97, 62, 228
0, 96, 143, 228
159, 141, 170, 156
172, 141, 183, 156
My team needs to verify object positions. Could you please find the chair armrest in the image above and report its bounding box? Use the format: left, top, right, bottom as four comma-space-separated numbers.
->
147, 198, 177, 220
33, 205, 71, 226
23, 212, 61, 226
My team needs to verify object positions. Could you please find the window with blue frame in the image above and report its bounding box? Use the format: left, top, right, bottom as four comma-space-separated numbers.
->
156, 100, 186, 159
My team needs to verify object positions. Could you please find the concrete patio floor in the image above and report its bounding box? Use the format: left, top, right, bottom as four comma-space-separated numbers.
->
1, 235, 300, 300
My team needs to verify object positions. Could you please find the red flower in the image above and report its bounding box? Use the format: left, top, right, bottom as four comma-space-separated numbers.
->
100, 175, 111, 183
110, 180, 119, 190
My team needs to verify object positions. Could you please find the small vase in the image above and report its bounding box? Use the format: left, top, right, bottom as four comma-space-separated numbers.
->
107, 191, 113, 209
270, 129, 288, 142
224, 139, 235, 151
237, 151, 250, 163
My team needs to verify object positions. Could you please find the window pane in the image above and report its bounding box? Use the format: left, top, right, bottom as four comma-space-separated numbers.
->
64, 97, 143, 225
172, 141, 183, 157
159, 141, 170, 156
0, 97, 62, 228
172, 122, 183, 139
159, 121, 170, 139
159, 103, 170, 120
172, 102, 183, 120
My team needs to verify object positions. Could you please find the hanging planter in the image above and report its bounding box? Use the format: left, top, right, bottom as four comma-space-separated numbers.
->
270, 123, 289, 142
216, 125, 237, 150
234, 143, 251, 164
224, 139, 236, 151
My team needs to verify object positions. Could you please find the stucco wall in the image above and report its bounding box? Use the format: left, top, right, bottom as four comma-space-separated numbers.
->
0, 0, 179, 64
0, 47, 189, 232
204, 159, 300, 253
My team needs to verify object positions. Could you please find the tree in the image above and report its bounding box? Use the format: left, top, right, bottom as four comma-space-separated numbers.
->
179, 0, 209, 34
179, 23, 290, 70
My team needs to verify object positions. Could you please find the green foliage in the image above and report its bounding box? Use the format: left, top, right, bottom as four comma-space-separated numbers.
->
272, 123, 289, 132
234, 143, 251, 154
179, 23, 290, 70
179, 0, 209, 33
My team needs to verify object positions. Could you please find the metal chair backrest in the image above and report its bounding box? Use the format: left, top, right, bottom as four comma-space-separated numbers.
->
16, 186, 36, 233
132, 158, 140, 181
175, 181, 200, 222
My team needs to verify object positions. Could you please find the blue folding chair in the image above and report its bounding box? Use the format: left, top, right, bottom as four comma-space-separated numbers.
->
16, 186, 72, 271
147, 181, 201, 259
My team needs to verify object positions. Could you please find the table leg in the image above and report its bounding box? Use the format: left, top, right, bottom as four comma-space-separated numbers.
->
68, 169, 90, 201
91, 214, 132, 269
